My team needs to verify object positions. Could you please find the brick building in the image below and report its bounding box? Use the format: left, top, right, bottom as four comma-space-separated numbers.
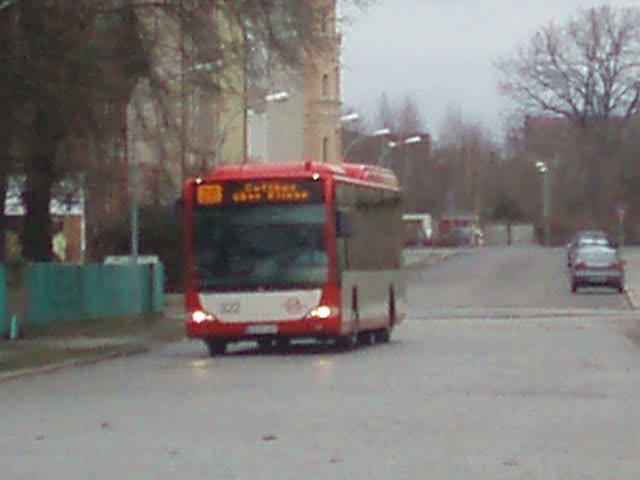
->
247, 0, 345, 164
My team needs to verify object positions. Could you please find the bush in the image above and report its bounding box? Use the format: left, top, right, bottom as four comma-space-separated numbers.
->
94, 204, 184, 292
5, 230, 26, 287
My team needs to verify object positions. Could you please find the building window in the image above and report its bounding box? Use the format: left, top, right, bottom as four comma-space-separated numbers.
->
321, 12, 328, 34
322, 74, 329, 98
104, 99, 114, 117
323, 137, 329, 163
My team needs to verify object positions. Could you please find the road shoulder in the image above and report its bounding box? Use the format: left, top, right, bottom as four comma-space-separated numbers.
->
622, 247, 640, 310
0, 312, 183, 382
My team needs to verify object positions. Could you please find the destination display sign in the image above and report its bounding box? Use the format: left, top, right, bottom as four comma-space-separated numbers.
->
195, 180, 323, 206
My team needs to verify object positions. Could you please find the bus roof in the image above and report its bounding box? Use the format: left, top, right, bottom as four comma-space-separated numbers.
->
199, 161, 400, 190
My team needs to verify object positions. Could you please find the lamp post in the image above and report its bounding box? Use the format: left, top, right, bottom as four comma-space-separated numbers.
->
124, 100, 139, 265
214, 90, 290, 165
378, 135, 421, 166
339, 112, 360, 124
536, 161, 550, 246
342, 127, 390, 161
616, 203, 625, 250
179, 0, 186, 184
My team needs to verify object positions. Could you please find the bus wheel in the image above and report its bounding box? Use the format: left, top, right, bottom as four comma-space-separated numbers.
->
375, 288, 396, 343
337, 288, 359, 350
258, 338, 276, 353
274, 337, 291, 353
205, 339, 227, 357
336, 332, 357, 350
375, 328, 391, 343
358, 331, 376, 346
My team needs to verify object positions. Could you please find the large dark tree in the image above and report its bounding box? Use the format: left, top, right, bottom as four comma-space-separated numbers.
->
0, 2, 20, 262
4, 0, 364, 261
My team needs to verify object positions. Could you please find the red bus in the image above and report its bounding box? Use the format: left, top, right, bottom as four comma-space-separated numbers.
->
182, 161, 407, 355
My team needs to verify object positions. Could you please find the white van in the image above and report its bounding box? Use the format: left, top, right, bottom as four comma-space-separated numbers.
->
402, 213, 433, 247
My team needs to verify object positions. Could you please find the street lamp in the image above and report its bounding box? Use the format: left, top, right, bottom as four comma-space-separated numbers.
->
536, 160, 550, 246
263, 91, 290, 103
378, 135, 422, 166
192, 61, 224, 73
213, 90, 290, 165
342, 127, 390, 160
339, 112, 360, 124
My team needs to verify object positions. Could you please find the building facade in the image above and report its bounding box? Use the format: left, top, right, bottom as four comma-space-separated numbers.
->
248, 0, 344, 164
125, 0, 344, 196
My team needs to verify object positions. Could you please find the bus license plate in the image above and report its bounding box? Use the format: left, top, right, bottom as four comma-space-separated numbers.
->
246, 325, 278, 335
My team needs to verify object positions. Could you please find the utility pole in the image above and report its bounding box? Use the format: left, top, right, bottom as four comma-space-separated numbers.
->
403, 148, 412, 210
127, 105, 140, 313
536, 161, 550, 246
617, 205, 625, 250
180, 0, 187, 183
543, 169, 550, 246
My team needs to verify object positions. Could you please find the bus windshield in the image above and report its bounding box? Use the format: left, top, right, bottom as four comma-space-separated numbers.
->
193, 204, 327, 291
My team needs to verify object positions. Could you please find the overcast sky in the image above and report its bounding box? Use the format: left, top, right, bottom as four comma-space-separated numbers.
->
340, 0, 635, 139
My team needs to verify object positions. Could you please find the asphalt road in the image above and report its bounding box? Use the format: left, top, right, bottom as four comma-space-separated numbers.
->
409, 246, 630, 317
2, 246, 640, 479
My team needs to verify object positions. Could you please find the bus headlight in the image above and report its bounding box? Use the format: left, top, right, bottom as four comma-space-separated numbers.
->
307, 305, 337, 319
191, 310, 216, 323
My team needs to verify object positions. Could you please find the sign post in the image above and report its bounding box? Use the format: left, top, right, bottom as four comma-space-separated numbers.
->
616, 204, 625, 250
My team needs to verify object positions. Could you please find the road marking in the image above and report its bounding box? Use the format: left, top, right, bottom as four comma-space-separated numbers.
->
409, 307, 636, 320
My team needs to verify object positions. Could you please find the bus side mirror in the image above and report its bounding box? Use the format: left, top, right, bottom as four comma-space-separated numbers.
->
336, 211, 352, 238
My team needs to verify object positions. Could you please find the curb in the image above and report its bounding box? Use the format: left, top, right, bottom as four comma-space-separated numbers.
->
0, 344, 149, 384
405, 251, 457, 270
625, 287, 639, 311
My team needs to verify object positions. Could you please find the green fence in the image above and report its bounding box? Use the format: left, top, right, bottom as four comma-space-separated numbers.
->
151, 263, 165, 313
26, 263, 165, 327
0, 266, 6, 337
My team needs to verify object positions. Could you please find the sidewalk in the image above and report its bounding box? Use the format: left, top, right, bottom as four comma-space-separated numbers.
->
0, 295, 185, 382
403, 247, 457, 269
622, 247, 640, 310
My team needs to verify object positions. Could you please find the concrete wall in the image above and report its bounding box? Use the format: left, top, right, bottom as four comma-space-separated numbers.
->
266, 70, 306, 162
484, 223, 535, 245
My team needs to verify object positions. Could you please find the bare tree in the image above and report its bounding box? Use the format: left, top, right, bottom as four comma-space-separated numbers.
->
397, 95, 424, 135
435, 105, 499, 217
496, 5, 640, 223
374, 93, 425, 135
0, 8, 16, 262
438, 104, 466, 148
5, 0, 358, 261
375, 92, 396, 132
496, 5, 640, 122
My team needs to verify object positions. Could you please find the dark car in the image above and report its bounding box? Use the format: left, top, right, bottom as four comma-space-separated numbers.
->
439, 227, 472, 247
569, 245, 625, 293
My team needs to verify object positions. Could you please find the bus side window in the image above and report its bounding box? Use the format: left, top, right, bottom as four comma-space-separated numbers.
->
336, 238, 347, 279
336, 210, 352, 238
335, 209, 351, 279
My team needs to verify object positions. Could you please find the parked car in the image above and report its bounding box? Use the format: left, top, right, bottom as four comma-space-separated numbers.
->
403, 213, 433, 248
439, 226, 483, 247
439, 227, 466, 247
566, 230, 612, 267
569, 245, 625, 293
471, 226, 485, 246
